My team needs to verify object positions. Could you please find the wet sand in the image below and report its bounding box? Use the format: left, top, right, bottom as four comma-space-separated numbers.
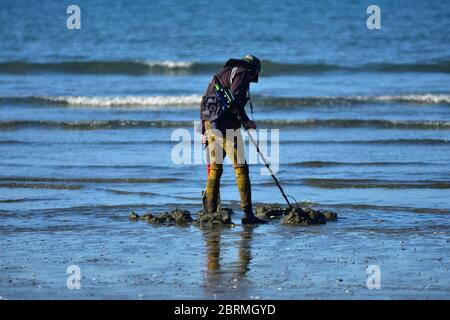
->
1, 203, 449, 299
1, 0, 450, 302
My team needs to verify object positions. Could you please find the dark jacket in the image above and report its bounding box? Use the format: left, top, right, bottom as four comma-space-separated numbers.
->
200, 66, 250, 133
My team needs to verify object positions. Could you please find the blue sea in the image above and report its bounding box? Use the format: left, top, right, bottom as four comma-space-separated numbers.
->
0, 0, 449, 299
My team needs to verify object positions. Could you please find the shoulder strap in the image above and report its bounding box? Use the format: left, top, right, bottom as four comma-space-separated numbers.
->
230, 67, 238, 85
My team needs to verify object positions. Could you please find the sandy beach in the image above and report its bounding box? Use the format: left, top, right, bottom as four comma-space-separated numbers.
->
1, 201, 449, 299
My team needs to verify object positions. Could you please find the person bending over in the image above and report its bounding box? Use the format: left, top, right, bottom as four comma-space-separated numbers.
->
200, 54, 266, 224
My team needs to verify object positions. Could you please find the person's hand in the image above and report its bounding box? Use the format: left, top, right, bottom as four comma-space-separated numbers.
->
201, 134, 207, 145
245, 120, 257, 130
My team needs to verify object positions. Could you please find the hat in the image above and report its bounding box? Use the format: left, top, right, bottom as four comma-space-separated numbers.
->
224, 54, 261, 73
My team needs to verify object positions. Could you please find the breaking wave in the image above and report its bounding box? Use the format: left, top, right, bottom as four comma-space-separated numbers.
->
256, 94, 450, 106
1, 94, 450, 108
0, 95, 202, 107
0, 60, 201, 75
1, 119, 450, 130
257, 119, 450, 129
1, 59, 450, 75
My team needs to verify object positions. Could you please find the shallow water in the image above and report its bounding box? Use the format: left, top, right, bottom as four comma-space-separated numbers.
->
0, 0, 450, 299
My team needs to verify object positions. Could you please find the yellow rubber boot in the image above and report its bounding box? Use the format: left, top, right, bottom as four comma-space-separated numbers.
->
205, 164, 223, 213
234, 165, 267, 224
234, 165, 252, 213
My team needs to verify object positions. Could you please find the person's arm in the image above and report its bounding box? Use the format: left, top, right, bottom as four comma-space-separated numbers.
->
229, 69, 248, 110
230, 70, 254, 127
237, 106, 250, 123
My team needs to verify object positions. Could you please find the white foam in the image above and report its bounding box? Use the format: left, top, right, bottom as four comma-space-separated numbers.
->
372, 94, 450, 104
42, 95, 202, 107
22, 93, 450, 108
142, 60, 194, 69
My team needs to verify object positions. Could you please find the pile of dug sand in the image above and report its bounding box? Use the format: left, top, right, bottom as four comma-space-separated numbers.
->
195, 208, 234, 225
129, 208, 235, 226
128, 208, 193, 225
129, 205, 338, 226
255, 204, 338, 225
255, 205, 286, 219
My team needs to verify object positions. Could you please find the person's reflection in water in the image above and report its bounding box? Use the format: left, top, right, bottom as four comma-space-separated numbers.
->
204, 226, 222, 277
236, 226, 253, 278
202, 225, 256, 297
